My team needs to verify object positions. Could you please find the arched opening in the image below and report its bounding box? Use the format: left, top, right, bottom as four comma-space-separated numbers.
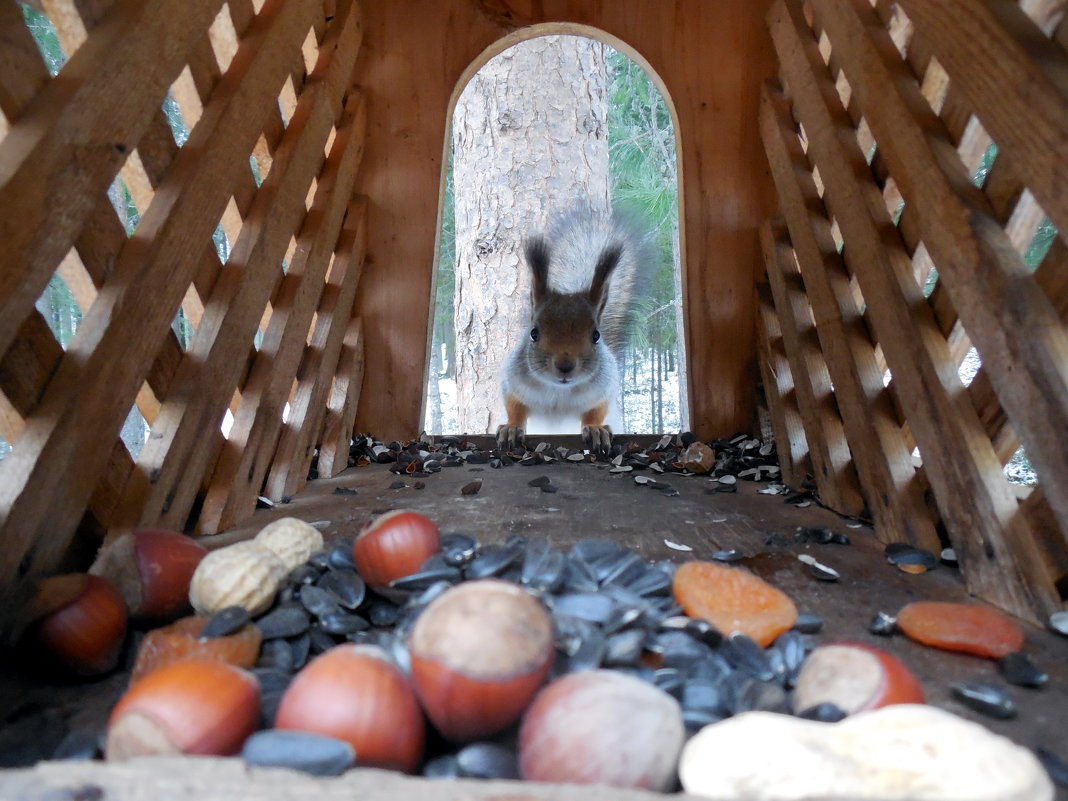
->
422, 27, 688, 440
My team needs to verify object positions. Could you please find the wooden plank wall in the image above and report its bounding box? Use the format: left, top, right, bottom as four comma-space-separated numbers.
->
759, 0, 1068, 623
0, 0, 367, 619
352, 0, 778, 442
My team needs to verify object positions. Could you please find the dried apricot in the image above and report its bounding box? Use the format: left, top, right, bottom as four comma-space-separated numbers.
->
132, 614, 262, 680
673, 561, 798, 647
896, 601, 1024, 659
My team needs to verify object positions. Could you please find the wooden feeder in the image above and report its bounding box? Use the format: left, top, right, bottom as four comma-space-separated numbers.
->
1, 0, 1066, 798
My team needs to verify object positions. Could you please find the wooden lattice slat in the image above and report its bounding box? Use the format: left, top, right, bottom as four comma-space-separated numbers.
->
0, 0, 224, 359
117, 36, 364, 534
197, 87, 367, 534
265, 197, 367, 501
814, 0, 1068, 587
896, 0, 1068, 240
755, 282, 811, 489
767, 0, 1063, 621
760, 86, 940, 551
0, 0, 330, 615
317, 315, 365, 480
758, 221, 865, 516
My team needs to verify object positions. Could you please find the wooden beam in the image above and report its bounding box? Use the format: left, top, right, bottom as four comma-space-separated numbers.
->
813, 0, 1068, 579
755, 282, 811, 489
117, 62, 360, 536
317, 315, 365, 479
0, 0, 224, 359
896, 0, 1068, 240
197, 90, 367, 534
0, 0, 323, 617
264, 198, 367, 500
758, 221, 865, 516
770, 0, 1061, 620
760, 84, 940, 550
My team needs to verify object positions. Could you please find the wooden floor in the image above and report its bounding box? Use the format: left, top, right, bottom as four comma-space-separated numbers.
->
3, 446, 1067, 798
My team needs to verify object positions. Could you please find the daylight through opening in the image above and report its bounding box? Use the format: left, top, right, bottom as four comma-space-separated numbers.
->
423, 32, 687, 440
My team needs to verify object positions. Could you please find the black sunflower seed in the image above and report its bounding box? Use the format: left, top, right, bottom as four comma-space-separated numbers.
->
316, 569, 366, 610
797, 702, 847, 722
456, 742, 519, 780
998, 652, 1048, 688
869, 611, 897, 636
951, 682, 1017, 719
200, 606, 251, 639
242, 730, 355, 776
256, 606, 311, 640
722, 632, 775, 682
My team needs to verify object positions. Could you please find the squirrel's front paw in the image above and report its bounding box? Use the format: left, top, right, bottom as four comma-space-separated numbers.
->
581, 424, 612, 456
496, 424, 526, 451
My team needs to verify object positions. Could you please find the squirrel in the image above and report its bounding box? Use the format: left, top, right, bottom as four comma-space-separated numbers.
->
496, 211, 650, 453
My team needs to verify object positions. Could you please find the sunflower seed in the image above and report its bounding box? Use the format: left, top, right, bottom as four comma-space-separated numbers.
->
423, 754, 461, 779
552, 593, 615, 625
201, 606, 251, 639
390, 567, 462, 592
299, 584, 341, 618
951, 682, 1017, 719
869, 611, 897, 636
797, 702, 847, 722
1048, 611, 1068, 637
722, 632, 775, 682
998, 652, 1048, 688
256, 607, 311, 640
456, 742, 519, 780
792, 612, 824, 634
242, 730, 355, 776
1035, 747, 1068, 788
465, 543, 523, 579
317, 569, 366, 610
711, 548, 744, 563
319, 611, 370, 636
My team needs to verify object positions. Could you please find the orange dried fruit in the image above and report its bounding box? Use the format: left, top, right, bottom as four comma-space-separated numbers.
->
896, 601, 1024, 659
132, 615, 262, 681
673, 561, 798, 647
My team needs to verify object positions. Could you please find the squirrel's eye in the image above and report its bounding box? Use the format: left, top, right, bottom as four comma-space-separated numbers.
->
591, 328, 601, 344
530, 327, 540, 342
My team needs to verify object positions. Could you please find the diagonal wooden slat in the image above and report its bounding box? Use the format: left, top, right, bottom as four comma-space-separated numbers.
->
770, 0, 1061, 620
759, 220, 865, 516
755, 281, 811, 489
120, 7, 363, 534
264, 198, 366, 501
812, 0, 1068, 577
317, 315, 365, 480
761, 84, 940, 550
0, 0, 322, 617
0, 0, 224, 359
197, 90, 367, 534
896, 0, 1068, 240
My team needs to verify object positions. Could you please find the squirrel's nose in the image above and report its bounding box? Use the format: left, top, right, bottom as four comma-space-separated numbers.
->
556, 358, 575, 375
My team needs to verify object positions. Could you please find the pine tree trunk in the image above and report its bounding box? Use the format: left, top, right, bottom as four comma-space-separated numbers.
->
452, 35, 611, 434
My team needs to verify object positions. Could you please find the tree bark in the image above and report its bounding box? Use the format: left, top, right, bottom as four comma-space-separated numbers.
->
452, 35, 611, 434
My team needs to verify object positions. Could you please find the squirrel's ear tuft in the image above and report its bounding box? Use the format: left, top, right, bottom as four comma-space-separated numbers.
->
588, 244, 624, 315
525, 237, 551, 304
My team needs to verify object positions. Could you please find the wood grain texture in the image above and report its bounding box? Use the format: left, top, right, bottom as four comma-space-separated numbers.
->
810, 0, 1068, 607
0, 0, 323, 617
317, 315, 365, 478
353, 0, 777, 441
759, 221, 864, 516
0, 0, 224, 359
265, 198, 367, 500
897, 0, 1068, 240
771, 0, 1060, 620
761, 85, 940, 550
197, 91, 367, 534
755, 282, 811, 489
